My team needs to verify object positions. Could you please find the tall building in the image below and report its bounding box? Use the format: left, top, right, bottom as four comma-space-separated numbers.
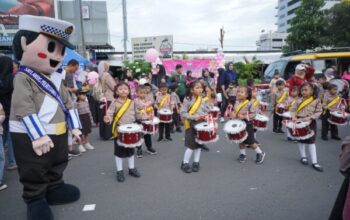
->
276, 0, 341, 33
256, 31, 288, 51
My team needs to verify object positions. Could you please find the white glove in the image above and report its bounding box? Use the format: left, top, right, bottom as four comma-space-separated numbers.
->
32, 135, 54, 156
72, 128, 82, 143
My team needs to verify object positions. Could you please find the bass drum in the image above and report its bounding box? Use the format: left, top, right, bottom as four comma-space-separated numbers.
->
330, 79, 349, 95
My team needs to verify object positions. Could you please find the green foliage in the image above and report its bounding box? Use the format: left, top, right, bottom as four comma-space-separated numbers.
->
123, 60, 151, 78
237, 78, 261, 86
322, 2, 350, 47
182, 53, 189, 60
286, 0, 326, 51
233, 56, 263, 80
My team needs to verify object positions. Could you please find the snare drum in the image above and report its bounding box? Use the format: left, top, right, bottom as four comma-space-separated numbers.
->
276, 104, 286, 116
194, 122, 218, 144
286, 121, 314, 140
159, 108, 173, 123
328, 111, 347, 126
253, 114, 269, 131
223, 120, 248, 143
142, 117, 160, 134
209, 106, 220, 119
260, 102, 268, 112
282, 111, 292, 120
117, 123, 143, 148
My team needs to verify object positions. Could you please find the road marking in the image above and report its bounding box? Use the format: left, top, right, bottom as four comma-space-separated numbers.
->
83, 204, 96, 212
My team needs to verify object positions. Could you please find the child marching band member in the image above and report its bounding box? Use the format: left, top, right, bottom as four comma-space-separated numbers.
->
104, 82, 141, 182
321, 84, 346, 141
180, 80, 210, 173
290, 82, 323, 172
251, 87, 260, 139
170, 84, 182, 133
285, 86, 299, 142
226, 81, 237, 106
271, 80, 288, 133
155, 83, 174, 141
134, 85, 158, 157
231, 86, 266, 164
317, 75, 328, 101
76, 91, 95, 153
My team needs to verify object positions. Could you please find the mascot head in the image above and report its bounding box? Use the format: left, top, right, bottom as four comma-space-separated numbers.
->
13, 15, 75, 74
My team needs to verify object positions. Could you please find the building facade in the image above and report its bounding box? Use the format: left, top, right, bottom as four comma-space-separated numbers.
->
276, 0, 340, 33
256, 31, 288, 51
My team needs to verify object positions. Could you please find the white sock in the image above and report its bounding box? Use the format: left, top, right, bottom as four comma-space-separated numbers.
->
193, 149, 201, 163
115, 156, 123, 171
240, 149, 246, 155
254, 147, 262, 154
308, 144, 318, 164
254, 132, 257, 139
297, 143, 306, 158
183, 148, 193, 163
128, 156, 135, 169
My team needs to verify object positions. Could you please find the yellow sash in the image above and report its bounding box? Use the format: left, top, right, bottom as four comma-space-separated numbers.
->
159, 95, 169, 109
277, 91, 287, 104
112, 99, 132, 138
253, 99, 260, 107
296, 96, 314, 114
235, 99, 249, 114
323, 96, 340, 114
289, 98, 297, 111
184, 96, 202, 130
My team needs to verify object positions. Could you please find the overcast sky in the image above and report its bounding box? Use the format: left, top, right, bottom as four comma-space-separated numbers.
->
107, 0, 277, 51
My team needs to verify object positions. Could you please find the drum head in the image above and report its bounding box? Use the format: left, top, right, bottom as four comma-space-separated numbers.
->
330, 79, 349, 94
282, 111, 292, 118
260, 101, 268, 106
223, 120, 246, 133
118, 123, 142, 132
195, 122, 214, 131
330, 111, 343, 117
159, 108, 172, 115
144, 117, 160, 125
286, 120, 310, 129
255, 114, 269, 121
211, 106, 220, 112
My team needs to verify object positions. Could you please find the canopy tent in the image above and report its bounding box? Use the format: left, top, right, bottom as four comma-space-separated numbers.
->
63, 48, 90, 67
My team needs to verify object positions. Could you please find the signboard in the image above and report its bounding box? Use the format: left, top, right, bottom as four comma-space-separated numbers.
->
131, 35, 173, 60
162, 59, 214, 78
0, 0, 54, 27
0, 36, 14, 43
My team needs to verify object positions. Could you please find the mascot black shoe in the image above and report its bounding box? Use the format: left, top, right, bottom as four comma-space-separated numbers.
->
10, 15, 82, 220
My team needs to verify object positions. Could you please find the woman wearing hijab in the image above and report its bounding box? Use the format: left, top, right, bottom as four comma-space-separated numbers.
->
98, 61, 116, 140
0, 56, 17, 171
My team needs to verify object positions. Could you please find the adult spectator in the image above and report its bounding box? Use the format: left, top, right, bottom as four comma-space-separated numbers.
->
325, 65, 338, 81
288, 64, 307, 95
168, 64, 186, 102
185, 70, 194, 86
98, 61, 116, 140
342, 66, 350, 85
202, 68, 215, 89
0, 56, 17, 171
269, 70, 285, 94
152, 64, 167, 86
219, 62, 238, 122
62, 59, 79, 99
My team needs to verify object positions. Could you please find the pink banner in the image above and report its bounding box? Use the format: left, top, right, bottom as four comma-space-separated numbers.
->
162, 59, 215, 78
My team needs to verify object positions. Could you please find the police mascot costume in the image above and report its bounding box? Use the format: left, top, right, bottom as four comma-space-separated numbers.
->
10, 15, 82, 220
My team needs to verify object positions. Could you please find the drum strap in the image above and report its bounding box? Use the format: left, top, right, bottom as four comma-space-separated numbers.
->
112, 99, 132, 138
159, 95, 169, 109
289, 98, 297, 111
277, 91, 287, 104
253, 99, 260, 107
296, 97, 314, 114
235, 99, 249, 114
184, 96, 202, 130
323, 96, 340, 115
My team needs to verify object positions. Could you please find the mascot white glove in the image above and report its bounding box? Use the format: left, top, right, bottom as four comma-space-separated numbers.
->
32, 135, 54, 156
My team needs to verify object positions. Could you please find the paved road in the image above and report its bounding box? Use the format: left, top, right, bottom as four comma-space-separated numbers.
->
0, 121, 347, 220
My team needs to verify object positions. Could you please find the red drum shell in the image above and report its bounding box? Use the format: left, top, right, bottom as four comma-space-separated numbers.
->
329, 114, 347, 125
228, 130, 247, 141
196, 130, 217, 143
159, 114, 172, 123
253, 119, 267, 129
118, 132, 142, 146
142, 123, 159, 133
287, 126, 311, 138
209, 111, 219, 119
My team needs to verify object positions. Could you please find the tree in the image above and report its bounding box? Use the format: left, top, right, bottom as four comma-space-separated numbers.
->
322, 1, 350, 47
286, 0, 326, 51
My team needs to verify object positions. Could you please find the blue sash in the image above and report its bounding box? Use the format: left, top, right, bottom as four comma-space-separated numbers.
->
19, 66, 68, 114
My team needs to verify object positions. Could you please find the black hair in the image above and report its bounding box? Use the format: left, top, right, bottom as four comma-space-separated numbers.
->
113, 82, 131, 99
185, 79, 203, 99
299, 82, 318, 99
274, 70, 280, 75
246, 78, 254, 87
159, 82, 168, 89
186, 70, 192, 77
276, 80, 285, 86
13, 30, 40, 61
202, 68, 209, 78
217, 68, 225, 77
226, 62, 234, 71
67, 59, 79, 66
328, 84, 338, 91
239, 86, 252, 101
137, 85, 147, 91
175, 64, 182, 70
319, 75, 327, 80
228, 80, 235, 86
209, 72, 215, 78
323, 81, 330, 90
291, 86, 299, 93
170, 83, 178, 92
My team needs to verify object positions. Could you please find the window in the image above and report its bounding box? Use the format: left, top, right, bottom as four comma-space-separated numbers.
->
287, 0, 300, 7
264, 61, 286, 81
272, 39, 283, 42
287, 7, 298, 15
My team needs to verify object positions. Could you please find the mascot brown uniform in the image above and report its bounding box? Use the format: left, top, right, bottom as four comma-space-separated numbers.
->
10, 15, 82, 220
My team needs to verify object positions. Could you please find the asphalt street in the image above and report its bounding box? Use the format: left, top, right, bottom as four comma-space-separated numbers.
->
0, 120, 347, 220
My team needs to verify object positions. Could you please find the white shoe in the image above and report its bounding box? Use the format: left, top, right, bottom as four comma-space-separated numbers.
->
220, 117, 225, 123
0, 183, 8, 191
84, 143, 95, 150
78, 145, 86, 153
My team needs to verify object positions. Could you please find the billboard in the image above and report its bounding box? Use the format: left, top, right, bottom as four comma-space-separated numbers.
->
0, 0, 54, 27
131, 35, 173, 60
162, 59, 215, 78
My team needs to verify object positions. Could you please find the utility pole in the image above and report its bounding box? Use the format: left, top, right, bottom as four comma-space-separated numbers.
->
219, 26, 225, 50
77, 0, 86, 57
122, 0, 128, 60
